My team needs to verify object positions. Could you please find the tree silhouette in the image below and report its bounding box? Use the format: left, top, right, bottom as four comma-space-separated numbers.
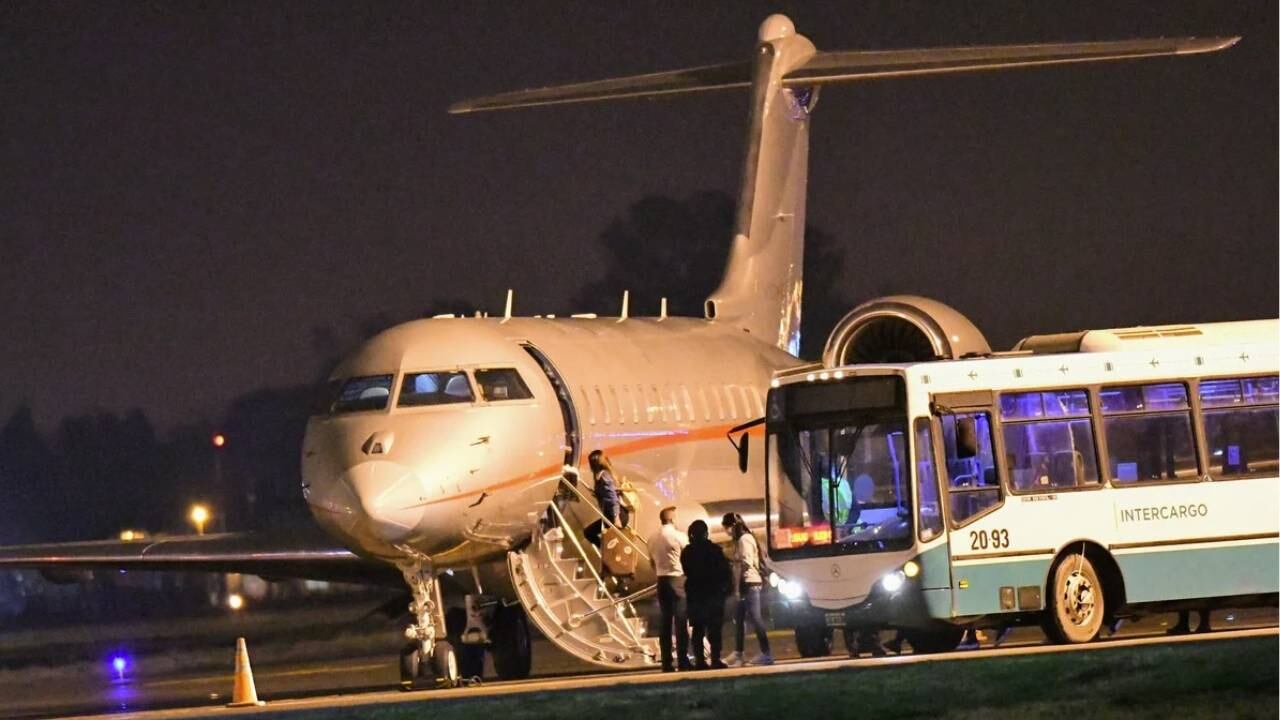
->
572, 190, 852, 358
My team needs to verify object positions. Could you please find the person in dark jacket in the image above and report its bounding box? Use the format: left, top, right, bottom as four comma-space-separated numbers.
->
680, 519, 731, 669
583, 450, 628, 547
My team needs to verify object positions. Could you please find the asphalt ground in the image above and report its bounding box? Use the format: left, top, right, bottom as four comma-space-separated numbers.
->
3, 607, 1274, 720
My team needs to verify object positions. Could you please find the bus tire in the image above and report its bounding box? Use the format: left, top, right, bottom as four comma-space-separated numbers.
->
902, 626, 964, 654
795, 624, 833, 657
1044, 551, 1105, 643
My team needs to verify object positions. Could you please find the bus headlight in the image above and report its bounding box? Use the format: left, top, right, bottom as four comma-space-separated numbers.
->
880, 570, 906, 593
770, 572, 804, 601
902, 560, 920, 578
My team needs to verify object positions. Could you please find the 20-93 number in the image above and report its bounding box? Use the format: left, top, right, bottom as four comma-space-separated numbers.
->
969, 528, 1010, 550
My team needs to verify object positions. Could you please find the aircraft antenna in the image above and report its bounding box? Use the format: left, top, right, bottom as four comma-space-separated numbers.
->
502, 289, 514, 323
618, 290, 630, 322
660, 297, 668, 321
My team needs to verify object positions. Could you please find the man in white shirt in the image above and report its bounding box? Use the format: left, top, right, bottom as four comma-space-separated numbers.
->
648, 506, 690, 672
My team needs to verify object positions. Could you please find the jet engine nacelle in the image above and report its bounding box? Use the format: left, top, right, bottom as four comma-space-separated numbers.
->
822, 295, 990, 366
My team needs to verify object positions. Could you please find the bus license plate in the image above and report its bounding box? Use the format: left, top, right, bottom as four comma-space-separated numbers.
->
824, 612, 845, 627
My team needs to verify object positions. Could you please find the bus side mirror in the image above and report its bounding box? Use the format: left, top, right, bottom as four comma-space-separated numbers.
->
737, 433, 750, 474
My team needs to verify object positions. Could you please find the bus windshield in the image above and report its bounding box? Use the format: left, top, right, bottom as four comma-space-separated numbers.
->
766, 376, 913, 558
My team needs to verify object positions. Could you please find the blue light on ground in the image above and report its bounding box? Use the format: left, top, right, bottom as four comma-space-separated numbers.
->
110, 655, 129, 682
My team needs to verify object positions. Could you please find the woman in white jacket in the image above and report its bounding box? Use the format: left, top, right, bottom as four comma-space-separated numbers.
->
721, 513, 773, 666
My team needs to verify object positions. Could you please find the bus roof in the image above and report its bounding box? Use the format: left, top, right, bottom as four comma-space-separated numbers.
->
773, 318, 1278, 388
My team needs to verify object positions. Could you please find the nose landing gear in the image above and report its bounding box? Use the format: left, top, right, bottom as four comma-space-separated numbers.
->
397, 558, 461, 690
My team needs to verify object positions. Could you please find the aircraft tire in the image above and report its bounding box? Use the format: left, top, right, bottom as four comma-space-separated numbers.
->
492, 605, 533, 680
399, 642, 422, 690
432, 641, 461, 688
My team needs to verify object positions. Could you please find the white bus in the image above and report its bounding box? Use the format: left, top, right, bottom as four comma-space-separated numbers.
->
745, 297, 1278, 655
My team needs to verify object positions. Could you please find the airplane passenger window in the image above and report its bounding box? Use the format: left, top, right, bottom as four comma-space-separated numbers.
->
650, 386, 664, 422
331, 375, 394, 414
398, 371, 474, 407
680, 386, 695, 422
666, 385, 681, 422
609, 386, 625, 425
475, 369, 533, 402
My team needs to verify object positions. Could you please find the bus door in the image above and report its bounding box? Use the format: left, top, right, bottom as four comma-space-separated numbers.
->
912, 415, 954, 618
931, 391, 1004, 616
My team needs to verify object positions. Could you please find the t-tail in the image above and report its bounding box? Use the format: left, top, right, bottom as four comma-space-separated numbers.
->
450, 15, 1237, 354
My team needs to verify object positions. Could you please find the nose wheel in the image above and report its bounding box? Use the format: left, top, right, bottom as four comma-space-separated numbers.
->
399, 640, 460, 689
396, 556, 461, 690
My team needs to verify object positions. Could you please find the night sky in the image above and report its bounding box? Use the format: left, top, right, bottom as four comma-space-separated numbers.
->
2, 2, 1275, 429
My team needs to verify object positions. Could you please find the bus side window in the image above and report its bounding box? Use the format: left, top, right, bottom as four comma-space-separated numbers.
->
999, 389, 1100, 491
941, 411, 1001, 525
914, 418, 944, 541
1101, 383, 1198, 484
1199, 376, 1279, 479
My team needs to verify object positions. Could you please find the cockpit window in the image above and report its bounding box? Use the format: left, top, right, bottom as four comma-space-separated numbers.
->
475, 369, 534, 402
330, 375, 394, 414
310, 379, 343, 416
399, 371, 474, 407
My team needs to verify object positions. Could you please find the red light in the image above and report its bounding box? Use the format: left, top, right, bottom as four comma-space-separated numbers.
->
212, 433, 226, 448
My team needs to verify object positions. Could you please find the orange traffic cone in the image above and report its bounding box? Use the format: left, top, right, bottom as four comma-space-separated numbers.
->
227, 637, 265, 707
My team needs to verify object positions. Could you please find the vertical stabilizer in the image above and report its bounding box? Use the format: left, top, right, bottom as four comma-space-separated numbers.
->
450, 17, 1236, 355
704, 15, 816, 354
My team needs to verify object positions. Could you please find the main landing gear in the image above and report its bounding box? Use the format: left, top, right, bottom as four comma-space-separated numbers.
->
398, 559, 461, 690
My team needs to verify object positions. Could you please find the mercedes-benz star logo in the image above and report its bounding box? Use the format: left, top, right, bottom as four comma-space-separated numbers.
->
830, 563, 841, 578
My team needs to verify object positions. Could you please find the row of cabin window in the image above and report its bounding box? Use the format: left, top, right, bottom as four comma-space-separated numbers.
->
931, 375, 1279, 527
579, 383, 764, 426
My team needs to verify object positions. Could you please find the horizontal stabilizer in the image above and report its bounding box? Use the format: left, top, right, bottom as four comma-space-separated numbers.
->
450, 61, 750, 113
449, 36, 1237, 114
785, 37, 1240, 85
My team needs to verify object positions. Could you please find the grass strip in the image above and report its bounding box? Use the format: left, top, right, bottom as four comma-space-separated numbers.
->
266, 637, 1279, 720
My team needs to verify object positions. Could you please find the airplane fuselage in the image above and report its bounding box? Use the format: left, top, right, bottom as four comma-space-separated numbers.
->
302, 314, 794, 590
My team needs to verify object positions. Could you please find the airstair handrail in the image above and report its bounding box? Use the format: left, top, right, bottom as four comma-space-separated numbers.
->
567, 583, 658, 628
557, 475, 651, 561
545, 500, 650, 648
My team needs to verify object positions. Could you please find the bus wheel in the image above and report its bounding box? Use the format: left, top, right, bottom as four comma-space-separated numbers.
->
795, 624, 833, 657
1045, 551, 1105, 643
902, 626, 964, 654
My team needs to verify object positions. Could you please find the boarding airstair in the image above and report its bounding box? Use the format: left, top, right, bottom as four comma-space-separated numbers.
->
507, 478, 659, 669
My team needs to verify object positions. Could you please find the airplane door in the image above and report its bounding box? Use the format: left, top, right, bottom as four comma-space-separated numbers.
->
522, 344, 580, 468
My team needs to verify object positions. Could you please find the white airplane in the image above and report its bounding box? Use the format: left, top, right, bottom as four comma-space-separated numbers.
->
0, 15, 1236, 690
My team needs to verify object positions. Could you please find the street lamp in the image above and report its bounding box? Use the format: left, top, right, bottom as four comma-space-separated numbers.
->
189, 504, 210, 535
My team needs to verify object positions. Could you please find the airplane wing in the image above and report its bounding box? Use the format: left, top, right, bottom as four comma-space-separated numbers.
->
449, 36, 1238, 114
0, 526, 403, 587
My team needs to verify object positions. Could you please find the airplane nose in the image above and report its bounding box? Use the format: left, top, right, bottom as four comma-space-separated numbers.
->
342, 460, 426, 543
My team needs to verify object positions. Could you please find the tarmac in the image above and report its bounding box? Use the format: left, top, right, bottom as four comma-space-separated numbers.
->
15, 608, 1274, 720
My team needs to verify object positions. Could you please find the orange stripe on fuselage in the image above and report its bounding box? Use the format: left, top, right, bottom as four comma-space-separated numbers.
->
412, 421, 764, 508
